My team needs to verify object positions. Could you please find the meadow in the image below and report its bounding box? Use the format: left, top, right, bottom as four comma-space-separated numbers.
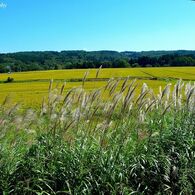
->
0, 67, 195, 194
0, 67, 195, 107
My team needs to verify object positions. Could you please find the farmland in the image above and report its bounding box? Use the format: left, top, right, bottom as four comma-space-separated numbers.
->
0, 67, 195, 107
0, 66, 195, 194
0, 69, 195, 194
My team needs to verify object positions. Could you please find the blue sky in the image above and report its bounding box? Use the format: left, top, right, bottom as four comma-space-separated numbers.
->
0, 0, 195, 53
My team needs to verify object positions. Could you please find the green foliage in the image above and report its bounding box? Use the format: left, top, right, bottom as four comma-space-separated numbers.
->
0, 111, 194, 194
4, 77, 14, 83
0, 50, 195, 72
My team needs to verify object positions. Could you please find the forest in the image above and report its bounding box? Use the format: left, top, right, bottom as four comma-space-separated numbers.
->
0, 50, 195, 73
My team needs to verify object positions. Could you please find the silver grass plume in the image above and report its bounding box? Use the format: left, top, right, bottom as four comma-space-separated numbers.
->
82, 70, 90, 87
96, 65, 102, 79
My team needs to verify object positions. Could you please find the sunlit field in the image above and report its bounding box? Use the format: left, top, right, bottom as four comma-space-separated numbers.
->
1, 67, 195, 81
142, 67, 195, 80
0, 67, 194, 107
0, 68, 148, 81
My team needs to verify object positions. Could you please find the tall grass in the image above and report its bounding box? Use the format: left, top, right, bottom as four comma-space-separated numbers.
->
0, 75, 195, 194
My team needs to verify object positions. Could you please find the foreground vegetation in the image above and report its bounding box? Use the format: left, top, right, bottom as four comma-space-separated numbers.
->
0, 75, 194, 194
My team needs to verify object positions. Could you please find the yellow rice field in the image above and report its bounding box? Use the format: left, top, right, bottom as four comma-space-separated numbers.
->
0, 67, 194, 107
142, 67, 195, 80
0, 68, 148, 81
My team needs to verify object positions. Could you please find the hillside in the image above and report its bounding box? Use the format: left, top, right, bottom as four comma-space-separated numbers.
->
0, 50, 195, 72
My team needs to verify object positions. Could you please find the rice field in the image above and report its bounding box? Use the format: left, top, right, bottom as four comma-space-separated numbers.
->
0, 67, 194, 107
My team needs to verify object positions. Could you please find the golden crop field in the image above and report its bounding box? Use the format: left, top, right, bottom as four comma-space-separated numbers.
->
0, 67, 194, 107
142, 67, 195, 80
0, 68, 148, 81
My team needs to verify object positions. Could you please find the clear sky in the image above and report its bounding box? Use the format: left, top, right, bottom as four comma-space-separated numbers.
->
0, 0, 195, 53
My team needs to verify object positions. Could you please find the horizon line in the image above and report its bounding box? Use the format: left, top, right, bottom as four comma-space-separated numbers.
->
1, 49, 195, 54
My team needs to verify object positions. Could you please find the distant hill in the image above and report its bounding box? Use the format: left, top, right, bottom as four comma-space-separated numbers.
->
121, 50, 195, 58
0, 50, 195, 72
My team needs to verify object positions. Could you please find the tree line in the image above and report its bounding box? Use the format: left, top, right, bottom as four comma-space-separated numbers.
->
0, 50, 195, 73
